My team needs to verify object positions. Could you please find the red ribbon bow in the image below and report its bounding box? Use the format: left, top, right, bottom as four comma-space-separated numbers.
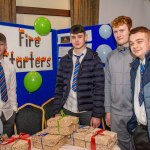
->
1, 132, 31, 150
91, 129, 105, 150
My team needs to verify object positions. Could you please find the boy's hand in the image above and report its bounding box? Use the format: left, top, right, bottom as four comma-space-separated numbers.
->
90, 117, 101, 128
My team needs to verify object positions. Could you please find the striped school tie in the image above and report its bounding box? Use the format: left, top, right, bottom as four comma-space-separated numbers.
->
138, 63, 145, 106
0, 62, 8, 102
72, 54, 83, 92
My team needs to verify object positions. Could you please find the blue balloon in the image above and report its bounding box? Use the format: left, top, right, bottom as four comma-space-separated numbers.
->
96, 44, 112, 63
99, 24, 112, 39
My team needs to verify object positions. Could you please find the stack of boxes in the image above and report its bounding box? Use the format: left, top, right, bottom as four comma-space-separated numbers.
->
0, 115, 118, 150
31, 115, 79, 150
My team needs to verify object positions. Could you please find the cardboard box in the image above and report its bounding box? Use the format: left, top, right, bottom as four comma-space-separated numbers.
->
32, 130, 66, 150
73, 126, 95, 148
46, 124, 79, 136
31, 129, 49, 149
73, 126, 117, 150
0, 134, 31, 150
85, 128, 117, 150
47, 116, 79, 127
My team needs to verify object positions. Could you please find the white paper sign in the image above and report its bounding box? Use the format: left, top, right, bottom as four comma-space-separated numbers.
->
0, 25, 53, 72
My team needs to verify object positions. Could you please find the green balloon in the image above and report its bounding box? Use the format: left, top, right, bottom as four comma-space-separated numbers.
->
24, 71, 42, 93
34, 17, 51, 36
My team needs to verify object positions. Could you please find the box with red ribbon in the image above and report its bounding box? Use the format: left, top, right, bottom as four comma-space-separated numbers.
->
85, 128, 117, 150
0, 133, 31, 150
72, 126, 117, 150
73, 126, 95, 148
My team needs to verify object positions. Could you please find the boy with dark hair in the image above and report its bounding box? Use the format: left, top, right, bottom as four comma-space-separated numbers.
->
128, 26, 150, 149
53, 24, 104, 128
0, 33, 17, 137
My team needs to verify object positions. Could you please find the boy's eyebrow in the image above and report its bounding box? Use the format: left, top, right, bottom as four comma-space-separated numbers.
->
133, 38, 144, 41
129, 38, 144, 43
136, 38, 144, 40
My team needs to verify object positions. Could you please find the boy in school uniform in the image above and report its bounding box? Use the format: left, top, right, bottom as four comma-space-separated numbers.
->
0, 33, 17, 137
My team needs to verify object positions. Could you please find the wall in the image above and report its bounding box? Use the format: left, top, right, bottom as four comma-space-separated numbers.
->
99, 0, 150, 28
16, 0, 150, 29
16, 0, 71, 29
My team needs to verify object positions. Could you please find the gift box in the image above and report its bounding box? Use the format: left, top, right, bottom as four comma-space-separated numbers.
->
85, 128, 117, 150
42, 134, 66, 150
31, 130, 66, 150
12, 140, 30, 150
46, 124, 79, 136
73, 126, 95, 148
47, 116, 79, 127
31, 129, 49, 149
86, 141, 115, 150
0, 134, 8, 144
0, 133, 31, 150
66, 134, 75, 145
73, 126, 117, 150
47, 115, 79, 136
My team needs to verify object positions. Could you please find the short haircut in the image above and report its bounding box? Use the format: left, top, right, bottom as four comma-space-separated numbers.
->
0, 33, 6, 43
130, 26, 150, 37
70, 25, 86, 34
111, 16, 132, 30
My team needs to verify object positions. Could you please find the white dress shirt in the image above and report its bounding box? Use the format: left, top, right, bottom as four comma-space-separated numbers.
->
134, 59, 147, 125
0, 58, 17, 120
64, 48, 87, 113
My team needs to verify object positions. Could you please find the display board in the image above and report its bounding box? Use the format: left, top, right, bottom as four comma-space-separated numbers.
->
0, 22, 116, 107
57, 25, 116, 63
0, 22, 58, 106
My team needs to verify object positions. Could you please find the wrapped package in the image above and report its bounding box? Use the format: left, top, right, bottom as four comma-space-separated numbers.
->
47, 116, 79, 127
46, 115, 79, 136
0, 134, 8, 144
31, 130, 66, 150
46, 124, 79, 136
73, 126, 117, 150
31, 129, 49, 149
85, 128, 117, 150
12, 140, 30, 150
73, 126, 95, 148
42, 134, 66, 150
0, 133, 31, 150
66, 134, 75, 145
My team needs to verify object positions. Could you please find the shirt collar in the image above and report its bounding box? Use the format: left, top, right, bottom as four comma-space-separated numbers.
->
117, 45, 130, 52
73, 48, 87, 56
140, 58, 145, 65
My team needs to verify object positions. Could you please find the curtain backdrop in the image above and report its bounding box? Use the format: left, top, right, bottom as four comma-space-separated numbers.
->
70, 0, 99, 26
0, 0, 16, 23
99, 0, 150, 28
